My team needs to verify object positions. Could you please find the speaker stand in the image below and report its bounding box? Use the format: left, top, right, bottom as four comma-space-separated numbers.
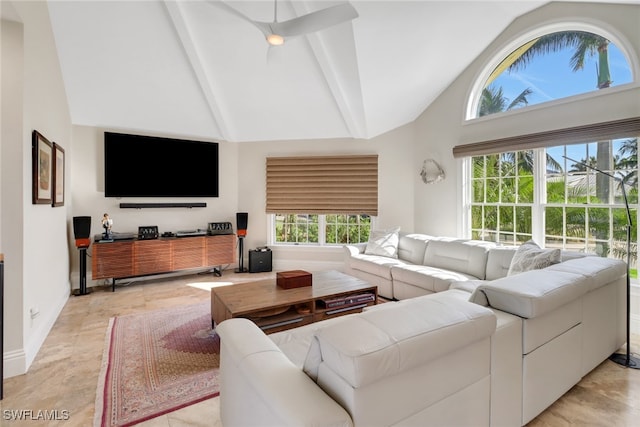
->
72, 247, 92, 296
235, 236, 247, 273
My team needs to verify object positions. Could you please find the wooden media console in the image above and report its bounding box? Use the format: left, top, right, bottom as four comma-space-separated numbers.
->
92, 234, 235, 291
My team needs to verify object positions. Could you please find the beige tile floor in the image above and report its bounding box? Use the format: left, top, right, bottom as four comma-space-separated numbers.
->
1, 269, 639, 426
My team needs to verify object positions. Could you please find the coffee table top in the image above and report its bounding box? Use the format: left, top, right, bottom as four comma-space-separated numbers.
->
211, 270, 375, 316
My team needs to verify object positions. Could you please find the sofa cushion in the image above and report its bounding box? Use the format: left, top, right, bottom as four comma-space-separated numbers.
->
485, 247, 517, 280
349, 253, 409, 280
545, 256, 626, 292
365, 227, 400, 258
507, 241, 561, 276
397, 233, 433, 264
423, 240, 492, 279
392, 265, 478, 293
471, 269, 588, 318
314, 292, 496, 388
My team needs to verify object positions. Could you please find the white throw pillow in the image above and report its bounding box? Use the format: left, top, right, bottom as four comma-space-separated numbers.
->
507, 240, 561, 276
364, 227, 400, 258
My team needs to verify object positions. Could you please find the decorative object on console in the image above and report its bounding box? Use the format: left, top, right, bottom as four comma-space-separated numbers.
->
138, 225, 159, 240
277, 270, 312, 289
32, 130, 53, 205
564, 155, 639, 370
101, 213, 113, 239
507, 240, 561, 276
72, 216, 92, 296
208, 222, 233, 235
364, 226, 400, 258
235, 212, 248, 273
419, 158, 445, 184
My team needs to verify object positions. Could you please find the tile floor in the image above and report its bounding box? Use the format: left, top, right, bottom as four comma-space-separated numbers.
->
1, 269, 639, 426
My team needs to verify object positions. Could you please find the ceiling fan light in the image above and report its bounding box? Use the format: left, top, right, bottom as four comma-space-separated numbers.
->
266, 34, 284, 46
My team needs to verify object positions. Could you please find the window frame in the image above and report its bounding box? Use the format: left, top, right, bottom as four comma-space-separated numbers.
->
463, 141, 638, 273
268, 213, 377, 247
465, 22, 638, 121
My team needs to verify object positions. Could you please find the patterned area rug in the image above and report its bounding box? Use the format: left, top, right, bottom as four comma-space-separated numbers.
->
94, 301, 220, 427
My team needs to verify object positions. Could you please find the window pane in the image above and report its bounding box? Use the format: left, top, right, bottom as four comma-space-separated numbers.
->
477, 32, 632, 118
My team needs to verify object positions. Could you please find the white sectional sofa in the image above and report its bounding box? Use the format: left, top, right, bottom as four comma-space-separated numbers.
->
216, 233, 627, 426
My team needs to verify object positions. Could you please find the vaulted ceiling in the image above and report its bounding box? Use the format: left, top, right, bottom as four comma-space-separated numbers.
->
43, 1, 625, 142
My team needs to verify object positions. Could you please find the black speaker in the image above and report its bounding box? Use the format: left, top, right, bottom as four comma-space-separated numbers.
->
249, 249, 272, 273
236, 212, 248, 237
73, 216, 91, 239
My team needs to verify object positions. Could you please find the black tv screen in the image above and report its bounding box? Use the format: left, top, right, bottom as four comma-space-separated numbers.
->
104, 132, 219, 197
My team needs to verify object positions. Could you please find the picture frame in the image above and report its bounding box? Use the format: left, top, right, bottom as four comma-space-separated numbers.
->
32, 130, 53, 204
52, 142, 65, 207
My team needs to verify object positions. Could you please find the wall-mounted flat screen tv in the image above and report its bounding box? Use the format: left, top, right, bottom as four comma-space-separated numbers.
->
104, 132, 219, 197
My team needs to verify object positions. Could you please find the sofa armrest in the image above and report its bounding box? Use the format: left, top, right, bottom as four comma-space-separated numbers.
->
217, 318, 353, 427
471, 269, 588, 319
343, 243, 366, 257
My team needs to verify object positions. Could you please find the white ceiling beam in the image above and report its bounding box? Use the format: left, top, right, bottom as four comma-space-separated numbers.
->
163, 0, 232, 141
290, 2, 367, 139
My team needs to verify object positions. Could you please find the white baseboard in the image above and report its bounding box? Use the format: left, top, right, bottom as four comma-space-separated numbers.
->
272, 260, 344, 273
3, 349, 27, 379
21, 282, 69, 374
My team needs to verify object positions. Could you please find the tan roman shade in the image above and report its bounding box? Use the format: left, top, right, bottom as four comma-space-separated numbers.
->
266, 155, 378, 215
453, 117, 640, 158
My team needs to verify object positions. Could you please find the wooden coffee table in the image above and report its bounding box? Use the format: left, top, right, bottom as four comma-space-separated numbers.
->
211, 270, 377, 334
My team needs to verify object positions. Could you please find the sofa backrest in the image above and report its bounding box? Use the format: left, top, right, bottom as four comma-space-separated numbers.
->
397, 233, 433, 264
311, 292, 496, 388
485, 247, 517, 280
424, 239, 494, 279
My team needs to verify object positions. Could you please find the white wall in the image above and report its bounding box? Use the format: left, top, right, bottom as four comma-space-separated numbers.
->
1, 0, 74, 377
413, 1, 640, 332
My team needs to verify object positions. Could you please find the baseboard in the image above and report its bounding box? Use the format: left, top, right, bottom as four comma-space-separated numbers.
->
4, 349, 27, 378
23, 282, 69, 371
272, 260, 344, 273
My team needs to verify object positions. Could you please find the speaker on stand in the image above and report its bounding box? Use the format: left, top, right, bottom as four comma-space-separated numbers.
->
235, 212, 248, 273
73, 216, 92, 296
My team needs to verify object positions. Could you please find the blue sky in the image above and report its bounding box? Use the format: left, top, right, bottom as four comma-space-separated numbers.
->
489, 37, 633, 168
491, 41, 632, 107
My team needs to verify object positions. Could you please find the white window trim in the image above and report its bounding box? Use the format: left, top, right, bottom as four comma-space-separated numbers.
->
267, 214, 377, 246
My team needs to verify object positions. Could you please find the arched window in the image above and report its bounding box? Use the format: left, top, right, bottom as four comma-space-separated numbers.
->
460, 26, 639, 276
470, 29, 633, 119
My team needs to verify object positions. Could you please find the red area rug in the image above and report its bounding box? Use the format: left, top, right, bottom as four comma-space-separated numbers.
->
94, 301, 220, 427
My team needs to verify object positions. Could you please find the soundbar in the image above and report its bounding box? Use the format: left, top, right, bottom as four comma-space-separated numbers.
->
119, 202, 207, 209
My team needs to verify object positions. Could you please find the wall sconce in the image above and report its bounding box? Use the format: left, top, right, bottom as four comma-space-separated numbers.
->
420, 159, 445, 184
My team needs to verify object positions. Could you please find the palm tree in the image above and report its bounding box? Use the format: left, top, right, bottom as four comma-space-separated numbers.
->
479, 85, 533, 117
507, 30, 616, 255
479, 85, 563, 175
507, 31, 613, 201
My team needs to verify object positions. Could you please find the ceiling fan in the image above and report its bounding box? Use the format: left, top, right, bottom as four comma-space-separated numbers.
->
209, 1, 359, 46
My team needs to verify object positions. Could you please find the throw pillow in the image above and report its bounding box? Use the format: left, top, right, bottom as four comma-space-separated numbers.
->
364, 227, 400, 258
507, 240, 561, 276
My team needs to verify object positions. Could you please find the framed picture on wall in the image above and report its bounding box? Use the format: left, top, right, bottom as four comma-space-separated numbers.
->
32, 130, 53, 204
52, 142, 65, 207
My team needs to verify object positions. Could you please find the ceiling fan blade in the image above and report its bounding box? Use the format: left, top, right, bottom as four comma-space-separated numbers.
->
205, 0, 271, 37
273, 3, 358, 38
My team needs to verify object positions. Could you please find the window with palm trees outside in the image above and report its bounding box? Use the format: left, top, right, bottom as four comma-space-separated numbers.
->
274, 214, 372, 245
477, 30, 632, 117
471, 139, 638, 278
470, 28, 637, 275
